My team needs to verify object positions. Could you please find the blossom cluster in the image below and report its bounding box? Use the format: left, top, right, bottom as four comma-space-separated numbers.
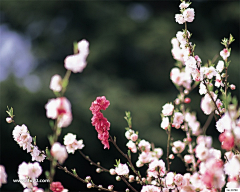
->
12, 124, 46, 162
3, 0, 240, 191
175, 1, 195, 24
63, 133, 85, 154
90, 96, 111, 149
17, 162, 42, 190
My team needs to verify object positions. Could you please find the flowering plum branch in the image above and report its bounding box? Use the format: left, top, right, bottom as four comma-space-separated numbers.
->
2, 0, 240, 191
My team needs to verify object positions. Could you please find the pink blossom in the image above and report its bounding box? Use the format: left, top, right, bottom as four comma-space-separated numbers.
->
220, 48, 230, 61
219, 131, 234, 151
126, 140, 137, 153
216, 60, 224, 73
30, 146, 46, 162
179, 2, 189, 9
184, 155, 194, 164
204, 66, 217, 79
196, 135, 212, 148
175, 14, 185, 24
215, 73, 224, 88
185, 56, 197, 72
162, 103, 174, 116
172, 112, 184, 128
64, 39, 89, 73
216, 112, 232, 133
174, 174, 186, 188
125, 129, 135, 140
27, 162, 42, 179
49, 74, 62, 92
89, 96, 110, 114
64, 133, 84, 154
138, 152, 152, 165
45, 97, 72, 128
201, 159, 225, 189
153, 148, 163, 159
51, 142, 68, 164
195, 143, 209, 161
18, 162, 42, 189
115, 163, 129, 176
147, 159, 166, 178
12, 124, 28, 143
172, 140, 185, 154
141, 185, 160, 192
161, 117, 169, 130
183, 8, 195, 22
224, 156, 240, 177
0, 165, 7, 187
138, 140, 151, 152
130, 133, 138, 142
200, 92, 217, 115
165, 172, 175, 189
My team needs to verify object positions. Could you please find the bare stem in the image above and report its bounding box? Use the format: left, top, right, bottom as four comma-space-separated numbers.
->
78, 149, 109, 172
166, 126, 172, 172
56, 162, 116, 192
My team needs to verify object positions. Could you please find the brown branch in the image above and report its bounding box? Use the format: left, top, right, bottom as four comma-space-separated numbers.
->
56, 162, 117, 192
78, 149, 109, 172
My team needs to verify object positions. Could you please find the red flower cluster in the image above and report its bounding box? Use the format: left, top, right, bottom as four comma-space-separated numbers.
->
90, 96, 110, 149
50, 181, 64, 192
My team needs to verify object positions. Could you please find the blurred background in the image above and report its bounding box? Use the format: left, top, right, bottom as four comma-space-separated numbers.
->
0, 0, 239, 191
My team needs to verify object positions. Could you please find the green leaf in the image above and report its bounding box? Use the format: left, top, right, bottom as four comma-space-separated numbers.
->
33, 136, 37, 146
73, 41, 78, 54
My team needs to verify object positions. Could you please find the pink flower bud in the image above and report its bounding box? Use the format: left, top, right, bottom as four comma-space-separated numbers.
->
129, 175, 134, 182
184, 98, 191, 104
109, 168, 116, 175
230, 84, 236, 90
108, 185, 114, 190
87, 183, 92, 188
6, 117, 12, 123
169, 154, 175, 159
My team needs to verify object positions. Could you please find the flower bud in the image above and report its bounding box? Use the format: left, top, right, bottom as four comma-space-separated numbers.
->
109, 168, 116, 175
126, 189, 130, 192
116, 176, 121, 181
184, 98, 191, 104
230, 84, 236, 90
175, 98, 180, 105
96, 168, 101, 173
87, 183, 92, 188
184, 89, 189, 95
169, 154, 175, 159
129, 175, 134, 182
6, 117, 12, 123
108, 185, 114, 190
85, 176, 91, 181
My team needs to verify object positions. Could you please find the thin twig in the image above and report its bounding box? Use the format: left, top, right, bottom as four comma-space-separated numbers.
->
56, 162, 116, 192
78, 149, 109, 172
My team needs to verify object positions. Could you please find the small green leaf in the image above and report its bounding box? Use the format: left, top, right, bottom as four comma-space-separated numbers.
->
73, 41, 78, 54
33, 136, 37, 146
